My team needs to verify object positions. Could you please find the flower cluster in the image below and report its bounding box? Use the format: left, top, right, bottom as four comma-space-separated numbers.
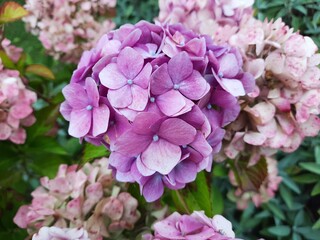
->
60, 21, 254, 202
229, 157, 282, 209
14, 158, 141, 240
32, 227, 89, 240
23, 0, 116, 63
157, 0, 254, 44
0, 39, 37, 144
217, 18, 320, 165
143, 211, 241, 240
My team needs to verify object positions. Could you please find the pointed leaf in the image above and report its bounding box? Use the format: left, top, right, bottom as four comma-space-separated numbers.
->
25, 64, 55, 80
0, 2, 28, 24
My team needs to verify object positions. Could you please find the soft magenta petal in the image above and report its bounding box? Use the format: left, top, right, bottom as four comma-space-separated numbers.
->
99, 63, 127, 89
179, 71, 210, 100
141, 139, 181, 175
168, 51, 193, 83
219, 53, 239, 78
117, 47, 144, 79
85, 77, 99, 107
60, 102, 72, 121
243, 131, 267, 145
143, 175, 164, 202
158, 118, 196, 145
150, 63, 173, 95
10, 103, 33, 119
92, 104, 110, 137
69, 108, 91, 138
157, 90, 186, 116
136, 156, 156, 176
217, 78, 245, 96
128, 85, 149, 111
133, 63, 152, 89
114, 130, 151, 156
132, 112, 162, 135
107, 85, 132, 108
62, 83, 88, 108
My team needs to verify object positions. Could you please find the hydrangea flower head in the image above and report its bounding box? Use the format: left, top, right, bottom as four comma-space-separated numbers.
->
144, 211, 241, 240
0, 39, 37, 144
60, 21, 254, 202
32, 227, 89, 240
23, 0, 116, 63
14, 158, 141, 240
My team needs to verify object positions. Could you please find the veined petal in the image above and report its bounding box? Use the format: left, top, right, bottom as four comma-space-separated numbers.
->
142, 175, 164, 202
179, 71, 210, 100
128, 85, 149, 111
69, 108, 91, 138
62, 83, 88, 109
133, 63, 152, 89
117, 47, 144, 79
141, 139, 181, 175
92, 104, 110, 137
157, 90, 186, 116
168, 51, 193, 83
108, 85, 132, 108
85, 77, 99, 107
99, 63, 127, 89
150, 63, 173, 95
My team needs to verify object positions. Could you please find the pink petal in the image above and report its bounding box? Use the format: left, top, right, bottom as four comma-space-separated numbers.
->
171, 160, 197, 184
117, 47, 144, 79
85, 77, 99, 107
128, 85, 149, 111
62, 83, 88, 109
0, 122, 12, 140
168, 51, 193, 83
114, 130, 151, 156
99, 63, 127, 89
133, 63, 152, 89
69, 108, 91, 138
158, 118, 196, 145
60, 102, 72, 121
136, 156, 156, 176
92, 104, 110, 137
217, 78, 246, 96
141, 139, 181, 175
243, 131, 267, 145
10, 128, 26, 144
184, 38, 206, 56
10, 103, 33, 119
219, 53, 240, 78
13, 205, 29, 228
107, 85, 132, 108
150, 63, 173, 95
179, 70, 210, 100
156, 90, 187, 116
132, 112, 162, 135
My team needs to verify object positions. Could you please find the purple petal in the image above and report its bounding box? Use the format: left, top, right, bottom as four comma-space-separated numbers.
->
92, 104, 110, 137
69, 108, 91, 138
120, 28, 142, 49
179, 71, 210, 100
60, 102, 72, 121
142, 175, 164, 202
133, 63, 152, 89
190, 132, 213, 157
107, 85, 132, 108
150, 63, 173, 95
109, 152, 135, 172
128, 85, 149, 111
219, 53, 240, 78
170, 160, 197, 184
62, 83, 88, 109
85, 77, 99, 107
141, 139, 181, 175
168, 51, 193, 83
153, 212, 183, 238
157, 90, 186, 116
114, 130, 151, 156
217, 78, 246, 97
132, 112, 162, 135
117, 47, 144, 79
136, 156, 156, 176
184, 38, 206, 57
99, 63, 127, 89
158, 118, 197, 145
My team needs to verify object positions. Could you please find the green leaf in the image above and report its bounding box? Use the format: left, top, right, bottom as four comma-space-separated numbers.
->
188, 171, 212, 216
0, 50, 15, 69
292, 173, 319, 184
267, 225, 291, 237
0, 2, 28, 24
279, 185, 293, 209
211, 185, 224, 215
171, 190, 191, 214
315, 146, 320, 164
299, 162, 320, 175
265, 202, 285, 221
311, 181, 320, 196
313, 218, 320, 230
25, 136, 68, 156
82, 143, 109, 163
281, 174, 301, 194
25, 64, 55, 80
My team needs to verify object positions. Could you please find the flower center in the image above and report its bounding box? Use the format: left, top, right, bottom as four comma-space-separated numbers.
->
173, 84, 180, 90
86, 105, 93, 111
218, 72, 224, 78
110, 120, 115, 126
182, 145, 187, 149
150, 97, 155, 103
127, 79, 133, 85
207, 104, 212, 110
153, 135, 159, 142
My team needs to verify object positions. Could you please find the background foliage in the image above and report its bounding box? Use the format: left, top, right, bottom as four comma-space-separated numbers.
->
0, 0, 319, 239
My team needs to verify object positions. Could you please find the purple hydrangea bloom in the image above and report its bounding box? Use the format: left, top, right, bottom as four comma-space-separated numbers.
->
60, 20, 254, 201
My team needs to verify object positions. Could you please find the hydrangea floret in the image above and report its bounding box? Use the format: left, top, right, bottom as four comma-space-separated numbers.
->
0, 39, 37, 144
32, 226, 90, 240
23, 0, 117, 63
60, 21, 254, 202
14, 158, 141, 240
143, 211, 241, 240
